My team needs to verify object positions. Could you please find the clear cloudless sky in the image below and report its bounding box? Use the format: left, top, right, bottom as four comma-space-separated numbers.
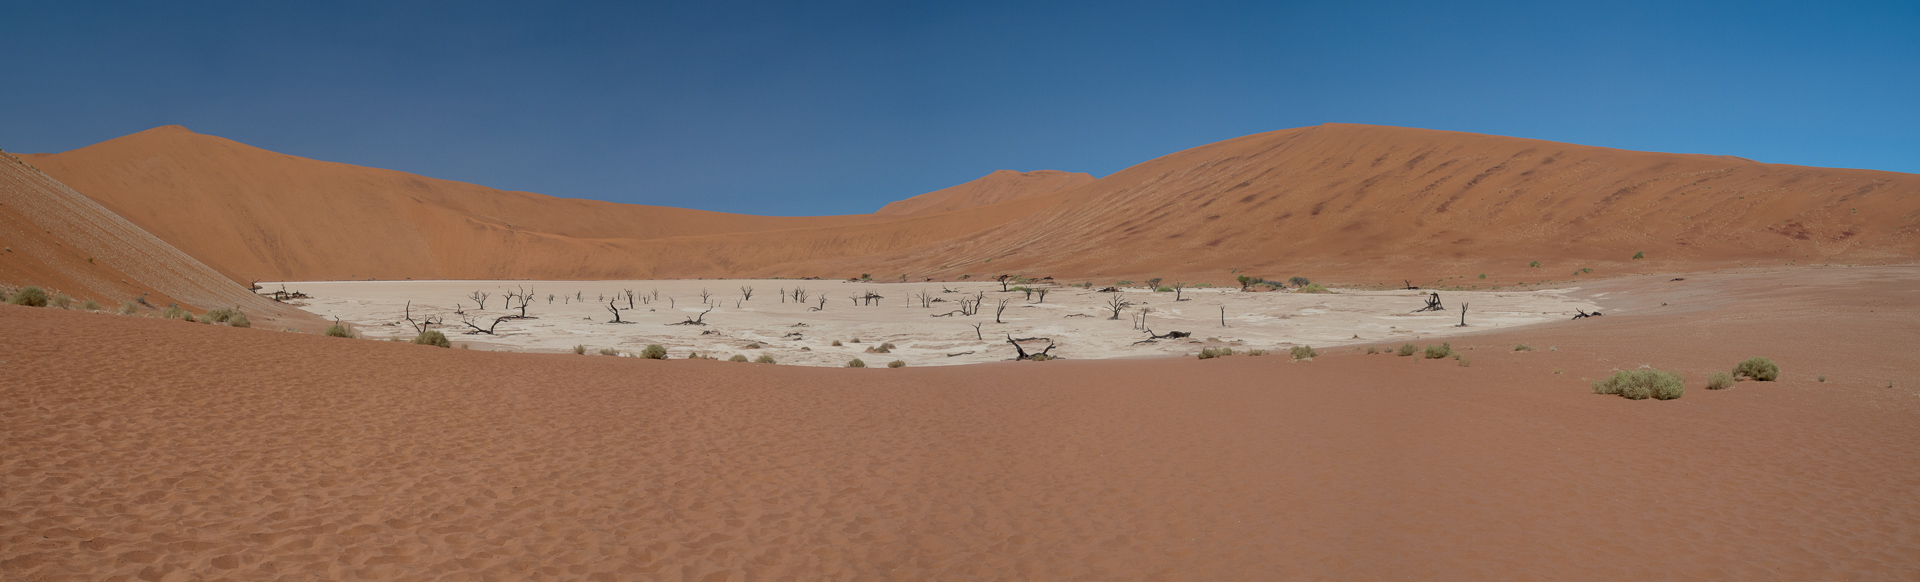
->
2, 1, 1915, 216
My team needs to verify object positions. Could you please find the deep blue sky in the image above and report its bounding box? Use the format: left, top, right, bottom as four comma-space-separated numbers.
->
2, 1, 1914, 216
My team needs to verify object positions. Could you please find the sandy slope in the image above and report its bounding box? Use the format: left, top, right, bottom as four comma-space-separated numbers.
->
875, 169, 1093, 216
4, 266, 1917, 580
24, 124, 1919, 286
0, 149, 308, 325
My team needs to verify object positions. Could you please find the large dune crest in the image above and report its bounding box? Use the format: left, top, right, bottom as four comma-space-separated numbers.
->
20, 123, 1920, 285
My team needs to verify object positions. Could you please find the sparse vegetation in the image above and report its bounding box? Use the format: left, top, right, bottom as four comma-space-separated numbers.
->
1246, 349, 1266, 356
1817, 374, 1827, 383
1028, 354, 1052, 361
846, 358, 866, 368
730, 354, 749, 362
754, 354, 776, 364
1197, 347, 1235, 359
161, 304, 191, 320
599, 347, 619, 356
1732, 357, 1779, 381
1290, 345, 1317, 361
82, 299, 100, 311
1366, 346, 1380, 354
52, 294, 72, 309
1295, 283, 1330, 293
1397, 343, 1417, 357
1706, 371, 1734, 390
118, 300, 140, 315
1423, 343, 1453, 359
641, 344, 668, 359
1456, 355, 1471, 367
1529, 261, 1541, 268
1514, 343, 1534, 351
325, 323, 356, 338
573, 344, 587, 355
1632, 251, 1646, 260
887, 359, 905, 368
1288, 276, 1311, 287
832, 340, 843, 346
1592, 368, 1685, 400
413, 330, 451, 348
8, 286, 48, 307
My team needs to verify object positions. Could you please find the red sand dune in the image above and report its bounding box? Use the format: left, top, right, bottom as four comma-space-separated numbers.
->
0, 149, 306, 324
23, 124, 1920, 286
5, 265, 1917, 580
875, 169, 1094, 216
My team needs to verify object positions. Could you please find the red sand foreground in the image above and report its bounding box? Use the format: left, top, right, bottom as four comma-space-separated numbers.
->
5, 267, 1920, 580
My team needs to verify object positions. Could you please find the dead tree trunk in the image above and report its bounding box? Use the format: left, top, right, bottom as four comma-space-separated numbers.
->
1005, 334, 1056, 360
469, 291, 490, 310
1035, 288, 1048, 303
740, 286, 753, 301
1106, 294, 1135, 320
1457, 302, 1469, 327
970, 322, 984, 340
1173, 282, 1188, 301
461, 313, 510, 334
667, 308, 712, 326
1412, 292, 1445, 313
700, 288, 712, 304
1220, 305, 1228, 327
811, 296, 827, 311
608, 297, 624, 323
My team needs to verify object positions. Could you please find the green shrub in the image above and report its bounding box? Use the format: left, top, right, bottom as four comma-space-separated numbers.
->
1424, 343, 1453, 359
1155, 286, 1173, 292
1632, 251, 1645, 260
1817, 374, 1827, 383
228, 310, 250, 328
52, 294, 72, 309
1528, 261, 1541, 268
1290, 345, 1317, 360
1514, 344, 1534, 351
642, 344, 668, 359
324, 323, 355, 338
729, 354, 749, 362
413, 330, 451, 348
1732, 357, 1779, 381
1288, 276, 1311, 287
754, 354, 776, 364
82, 299, 101, 311
1706, 371, 1733, 390
1295, 283, 1330, 293
573, 344, 587, 355
8, 286, 48, 307
846, 358, 866, 368
1397, 343, 1417, 357
1593, 369, 1685, 400
1029, 354, 1051, 361
118, 300, 140, 315
599, 347, 619, 356
887, 359, 906, 368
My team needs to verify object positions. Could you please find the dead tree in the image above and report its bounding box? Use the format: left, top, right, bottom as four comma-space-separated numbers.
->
468, 290, 490, 310
995, 298, 1012, 323
1096, 286, 1119, 293
916, 290, 932, 308
1220, 305, 1229, 327
1173, 282, 1189, 301
1005, 334, 1057, 360
576, 291, 584, 302
861, 290, 884, 306
1035, 288, 1049, 303
970, 322, 984, 340
625, 289, 636, 309
1020, 287, 1034, 301
699, 288, 712, 304
460, 312, 511, 334
1404, 279, 1421, 290
1572, 308, 1604, 320
403, 301, 442, 334
996, 274, 1014, 292
811, 296, 827, 311
547, 294, 555, 304
779, 287, 787, 303
1412, 292, 1445, 313
667, 308, 712, 326
607, 297, 628, 324
793, 287, 808, 303
1456, 302, 1469, 327
740, 286, 754, 301
1133, 307, 1151, 330
1106, 294, 1135, 320
513, 286, 535, 318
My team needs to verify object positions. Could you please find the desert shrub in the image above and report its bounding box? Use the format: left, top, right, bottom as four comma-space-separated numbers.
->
880, 342, 896, 351
1457, 356, 1471, 367
1246, 349, 1266, 356
1116, 280, 1134, 286
745, 342, 762, 349
324, 323, 355, 338
1706, 371, 1733, 390
687, 351, 703, 359
1632, 251, 1646, 260
573, 344, 587, 355
1817, 374, 1827, 383
161, 304, 192, 320
729, 354, 749, 362
1288, 276, 1311, 287
1290, 345, 1317, 360
8, 286, 48, 307
0, 288, 7, 302
1593, 369, 1685, 400
831, 340, 843, 347
1514, 344, 1534, 351
599, 348, 619, 356
1029, 354, 1052, 361
52, 294, 72, 309
203, 307, 246, 326
1197, 348, 1222, 360
413, 330, 451, 348
1732, 357, 1779, 381
228, 310, 250, 328
118, 300, 140, 315
641, 344, 668, 359
754, 354, 776, 364
1424, 343, 1453, 359
887, 359, 905, 368
1010, 286, 1031, 293
846, 358, 866, 368
82, 299, 101, 311
1296, 283, 1330, 294
1397, 343, 1417, 357
1529, 261, 1541, 268
1155, 286, 1173, 292
1366, 346, 1379, 354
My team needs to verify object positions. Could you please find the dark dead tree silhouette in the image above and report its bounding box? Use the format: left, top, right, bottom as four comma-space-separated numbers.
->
667, 308, 712, 326
468, 290, 490, 310
460, 312, 511, 334
995, 298, 1012, 323
740, 286, 753, 301
1106, 294, 1135, 320
1005, 334, 1056, 360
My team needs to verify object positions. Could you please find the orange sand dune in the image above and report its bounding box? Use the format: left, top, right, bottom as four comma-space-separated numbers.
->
876, 169, 1093, 216
23, 124, 1920, 286
5, 265, 1918, 580
0, 149, 306, 323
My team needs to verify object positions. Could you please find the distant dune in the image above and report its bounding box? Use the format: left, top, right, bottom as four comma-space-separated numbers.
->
20, 123, 1920, 286
0, 149, 300, 320
876, 169, 1094, 216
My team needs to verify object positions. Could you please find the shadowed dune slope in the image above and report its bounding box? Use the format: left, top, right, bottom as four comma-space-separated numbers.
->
876, 169, 1094, 216
24, 124, 1920, 284
0, 150, 298, 319
4, 266, 1918, 580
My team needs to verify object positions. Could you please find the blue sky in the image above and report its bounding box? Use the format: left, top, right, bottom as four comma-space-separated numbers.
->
2, 1, 1914, 216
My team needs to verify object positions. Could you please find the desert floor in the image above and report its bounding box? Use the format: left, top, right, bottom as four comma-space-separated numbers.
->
5, 265, 1919, 580
268, 279, 1598, 366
